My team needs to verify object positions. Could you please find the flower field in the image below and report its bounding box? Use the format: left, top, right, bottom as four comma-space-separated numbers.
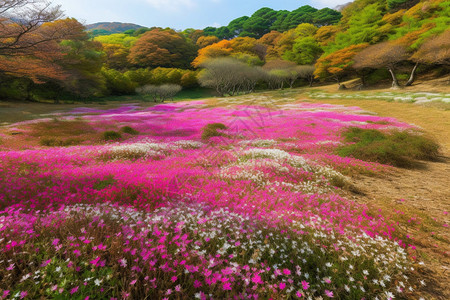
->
0, 100, 428, 299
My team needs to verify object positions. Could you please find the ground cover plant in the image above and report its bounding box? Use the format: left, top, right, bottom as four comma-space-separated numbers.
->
0, 100, 439, 299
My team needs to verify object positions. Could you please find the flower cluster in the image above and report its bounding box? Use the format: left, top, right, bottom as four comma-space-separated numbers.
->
0, 101, 422, 299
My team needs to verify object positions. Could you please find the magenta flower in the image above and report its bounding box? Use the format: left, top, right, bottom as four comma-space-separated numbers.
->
70, 286, 79, 295
301, 281, 310, 290
223, 282, 232, 291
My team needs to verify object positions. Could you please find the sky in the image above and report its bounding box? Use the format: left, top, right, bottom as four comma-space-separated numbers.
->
52, 0, 351, 30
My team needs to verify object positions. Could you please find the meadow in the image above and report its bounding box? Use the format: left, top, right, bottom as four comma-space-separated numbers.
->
1, 91, 448, 299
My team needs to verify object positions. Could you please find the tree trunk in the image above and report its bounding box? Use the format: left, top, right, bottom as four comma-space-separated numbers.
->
387, 66, 400, 89
309, 76, 314, 87
405, 62, 419, 87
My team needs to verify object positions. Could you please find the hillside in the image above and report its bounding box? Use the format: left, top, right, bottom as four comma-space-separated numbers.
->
86, 22, 145, 36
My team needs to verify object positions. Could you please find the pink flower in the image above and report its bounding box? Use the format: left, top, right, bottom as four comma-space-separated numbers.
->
70, 286, 79, 295
296, 291, 303, 298
251, 274, 263, 284
282, 268, 291, 275
175, 285, 181, 292
279, 282, 286, 290
325, 290, 334, 298
20, 291, 27, 299
301, 281, 309, 290
90, 256, 101, 266
194, 280, 202, 288
171, 276, 177, 282
223, 282, 232, 290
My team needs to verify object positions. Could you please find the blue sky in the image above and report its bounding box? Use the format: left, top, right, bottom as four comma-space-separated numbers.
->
53, 0, 350, 30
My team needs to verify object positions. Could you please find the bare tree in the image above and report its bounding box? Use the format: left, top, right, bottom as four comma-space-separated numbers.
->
136, 84, 182, 102
199, 57, 263, 96
297, 65, 316, 87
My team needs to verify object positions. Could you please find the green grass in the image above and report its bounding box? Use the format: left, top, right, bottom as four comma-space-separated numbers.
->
337, 127, 440, 168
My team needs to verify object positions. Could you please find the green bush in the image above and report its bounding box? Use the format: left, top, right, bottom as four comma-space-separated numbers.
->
103, 131, 122, 141
337, 127, 440, 168
201, 123, 228, 141
121, 126, 139, 135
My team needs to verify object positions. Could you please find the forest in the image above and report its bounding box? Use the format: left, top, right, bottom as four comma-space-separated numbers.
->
0, 0, 448, 102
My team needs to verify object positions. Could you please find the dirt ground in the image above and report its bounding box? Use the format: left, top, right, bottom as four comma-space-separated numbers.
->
302, 87, 449, 299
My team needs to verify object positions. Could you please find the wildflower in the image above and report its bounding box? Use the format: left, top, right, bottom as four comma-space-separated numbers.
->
119, 258, 127, 267
223, 282, 232, 290
296, 291, 303, 298
20, 291, 27, 299
94, 279, 102, 286
301, 281, 310, 290
70, 286, 79, 295
279, 282, 286, 290
324, 290, 333, 298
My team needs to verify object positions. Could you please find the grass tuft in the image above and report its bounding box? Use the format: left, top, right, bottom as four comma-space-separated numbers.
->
201, 123, 227, 141
337, 127, 440, 168
102, 131, 122, 141
120, 126, 139, 135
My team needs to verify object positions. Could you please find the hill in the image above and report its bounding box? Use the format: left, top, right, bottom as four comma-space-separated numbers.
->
86, 22, 145, 36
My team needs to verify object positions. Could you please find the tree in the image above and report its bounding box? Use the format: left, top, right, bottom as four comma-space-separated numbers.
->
314, 43, 369, 86
0, 0, 85, 86
411, 30, 450, 66
196, 36, 219, 48
0, 0, 65, 56
128, 28, 197, 69
0, 17, 89, 100
297, 65, 316, 87
198, 57, 263, 96
262, 60, 299, 88
283, 37, 323, 65
192, 40, 233, 67
353, 41, 409, 88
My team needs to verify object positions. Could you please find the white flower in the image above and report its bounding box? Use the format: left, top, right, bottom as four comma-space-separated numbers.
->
94, 278, 102, 286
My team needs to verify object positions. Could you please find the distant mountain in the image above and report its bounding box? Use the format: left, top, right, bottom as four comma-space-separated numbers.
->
86, 22, 145, 36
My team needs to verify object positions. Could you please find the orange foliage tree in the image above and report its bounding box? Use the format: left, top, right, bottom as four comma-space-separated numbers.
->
314, 43, 368, 86
196, 36, 219, 48
128, 28, 197, 69
192, 40, 233, 67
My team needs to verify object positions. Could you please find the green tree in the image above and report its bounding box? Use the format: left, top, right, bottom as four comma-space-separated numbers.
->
283, 37, 323, 65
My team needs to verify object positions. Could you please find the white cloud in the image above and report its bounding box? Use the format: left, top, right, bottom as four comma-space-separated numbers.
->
208, 22, 221, 28
316, 0, 352, 9
143, 0, 196, 10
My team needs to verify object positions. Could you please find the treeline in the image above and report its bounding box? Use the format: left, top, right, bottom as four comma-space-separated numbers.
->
201, 6, 342, 39
0, 0, 449, 102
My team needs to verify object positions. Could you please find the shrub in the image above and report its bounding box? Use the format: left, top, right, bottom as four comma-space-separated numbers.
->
136, 84, 182, 102
103, 131, 122, 141
337, 127, 440, 167
201, 123, 227, 141
121, 126, 139, 135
